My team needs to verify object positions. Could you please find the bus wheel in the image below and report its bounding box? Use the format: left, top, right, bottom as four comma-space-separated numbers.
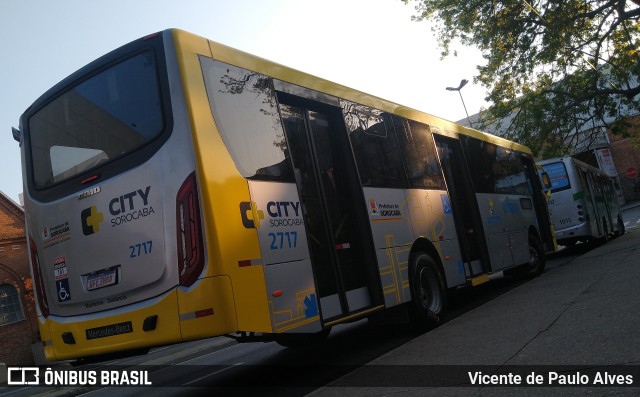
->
602, 218, 609, 242
409, 252, 446, 330
616, 215, 625, 236
520, 234, 545, 278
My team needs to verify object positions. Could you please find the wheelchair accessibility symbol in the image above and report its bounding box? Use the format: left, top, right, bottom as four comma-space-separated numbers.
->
57, 279, 71, 302
441, 194, 452, 214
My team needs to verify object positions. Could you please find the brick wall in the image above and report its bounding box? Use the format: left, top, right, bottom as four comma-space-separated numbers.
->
0, 194, 39, 366
608, 115, 640, 202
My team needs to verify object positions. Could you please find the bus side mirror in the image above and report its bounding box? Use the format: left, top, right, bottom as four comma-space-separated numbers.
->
12, 127, 21, 143
541, 172, 552, 190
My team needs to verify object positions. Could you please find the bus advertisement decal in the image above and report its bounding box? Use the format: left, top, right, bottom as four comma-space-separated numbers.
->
487, 199, 502, 224
108, 186, 156, 228
368, 199, 403, 221
56, 279, 72, 302
441, 194, 452, 214
42, 221, 72, 249
54, 256, 72, 302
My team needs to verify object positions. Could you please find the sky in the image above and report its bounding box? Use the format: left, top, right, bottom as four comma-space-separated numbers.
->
0, 0, 486, 204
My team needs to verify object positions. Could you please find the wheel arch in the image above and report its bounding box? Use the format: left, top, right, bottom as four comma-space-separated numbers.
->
528, 225, 541, 241
409, 237, 448, 288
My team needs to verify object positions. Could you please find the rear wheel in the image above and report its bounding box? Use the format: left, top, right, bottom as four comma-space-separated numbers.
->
409, 252, 446, 330
616, 215, 626, 237
601, 218, 609, 242
518, 233, 545, 278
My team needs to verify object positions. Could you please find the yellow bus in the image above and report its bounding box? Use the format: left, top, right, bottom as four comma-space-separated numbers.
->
14, 29, 555, 361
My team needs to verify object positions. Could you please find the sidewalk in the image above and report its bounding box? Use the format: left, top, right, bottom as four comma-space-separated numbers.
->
311, 229, 640, 396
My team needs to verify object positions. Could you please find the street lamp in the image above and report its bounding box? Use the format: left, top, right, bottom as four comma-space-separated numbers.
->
446, 79, 473, 127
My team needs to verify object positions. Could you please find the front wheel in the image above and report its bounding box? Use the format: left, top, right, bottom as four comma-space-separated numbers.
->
409, 252, 446, 330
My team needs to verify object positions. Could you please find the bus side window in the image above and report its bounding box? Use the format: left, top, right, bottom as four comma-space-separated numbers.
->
201, 58, 293, 183
341, 101, 407, 189
392, 117, 446, 190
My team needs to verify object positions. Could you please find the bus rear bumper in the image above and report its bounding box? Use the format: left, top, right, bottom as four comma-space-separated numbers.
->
555, 222, 591, 243
40, 289, 182, 362
39, 276, 238, 362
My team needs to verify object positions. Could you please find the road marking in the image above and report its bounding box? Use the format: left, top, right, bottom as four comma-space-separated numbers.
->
183, 362, 244, 386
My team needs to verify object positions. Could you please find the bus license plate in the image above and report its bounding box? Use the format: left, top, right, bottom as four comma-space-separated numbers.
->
87, 269, 118, 291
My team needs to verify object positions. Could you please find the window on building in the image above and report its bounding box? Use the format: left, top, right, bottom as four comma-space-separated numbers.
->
0, 284, 25, 326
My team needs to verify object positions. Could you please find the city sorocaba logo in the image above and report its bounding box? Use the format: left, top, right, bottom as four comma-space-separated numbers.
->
81, 206, 104, 236
240, 201, 264, 229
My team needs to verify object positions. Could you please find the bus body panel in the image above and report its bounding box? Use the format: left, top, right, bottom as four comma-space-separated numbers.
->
177, 276, 237, 340
263, 260, 321, 333
26, 164, 169, 318
173, 30, 272, 333
364, 188, 414, 249
475, 193, 539, 270
43, 289, 182, 361
247, 180, 321, 333
364, 186, 413, 308
547, 185, 593, 241
403, 189, 467, 288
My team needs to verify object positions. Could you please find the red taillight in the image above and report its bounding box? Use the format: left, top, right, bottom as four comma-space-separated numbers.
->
176, 172, 204, 287
29, 237, 49, 317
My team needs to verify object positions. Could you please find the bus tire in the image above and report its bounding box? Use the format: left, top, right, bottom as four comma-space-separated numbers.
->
519, 233, 546, 278
409, 252, 446, 330
616, 215, 625, 236
602, 218, 609, 242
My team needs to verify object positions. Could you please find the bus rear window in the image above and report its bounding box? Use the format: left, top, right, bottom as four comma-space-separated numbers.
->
542, 162, 570, 192
28, 51, 164, 189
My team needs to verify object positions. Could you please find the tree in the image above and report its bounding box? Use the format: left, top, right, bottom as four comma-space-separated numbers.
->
403, 0, 640, 157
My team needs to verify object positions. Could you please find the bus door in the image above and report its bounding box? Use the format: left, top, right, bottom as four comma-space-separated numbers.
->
521, 156, 556, 252
580, 169, 602, 235
277, 97, 382, 323
433, 134, 491, 275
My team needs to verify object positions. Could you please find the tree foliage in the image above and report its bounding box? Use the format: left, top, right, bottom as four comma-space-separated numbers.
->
403, 0, 640, 157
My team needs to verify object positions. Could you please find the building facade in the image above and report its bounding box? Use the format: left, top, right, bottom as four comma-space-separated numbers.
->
608, 115, 640, 203
0, 192, 38, 366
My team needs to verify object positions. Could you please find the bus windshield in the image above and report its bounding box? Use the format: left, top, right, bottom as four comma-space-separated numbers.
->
27, 50, 165, 189
542, 162, 571, 192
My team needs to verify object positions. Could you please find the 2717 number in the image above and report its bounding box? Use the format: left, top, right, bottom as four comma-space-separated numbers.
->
130, 241, 153, 258
269, 232, 297, 250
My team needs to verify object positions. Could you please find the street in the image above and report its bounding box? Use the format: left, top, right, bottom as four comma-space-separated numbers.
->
622, 202, 640, 232
1, 205, 639, 396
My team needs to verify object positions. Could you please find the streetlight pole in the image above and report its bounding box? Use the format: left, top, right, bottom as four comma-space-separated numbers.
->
446, 79, 473, 128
